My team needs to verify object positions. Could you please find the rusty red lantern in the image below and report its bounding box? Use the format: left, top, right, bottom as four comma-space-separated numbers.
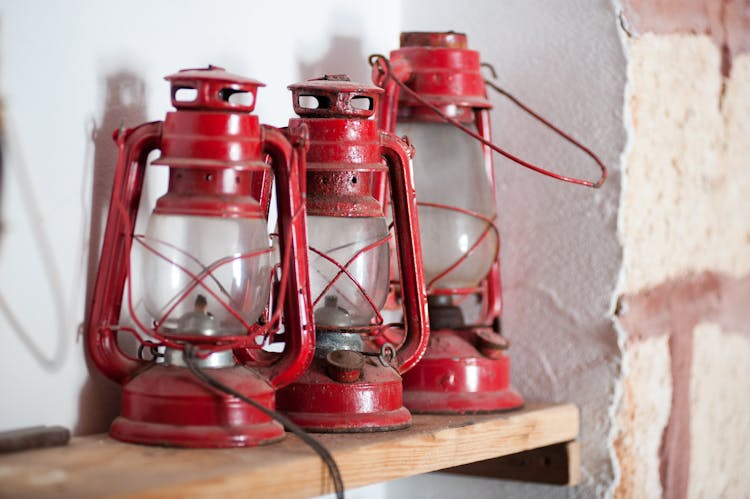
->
371, 32, 606, 414
87, 66, 314, 447
275, 75, 429, 432
371, 32, 521, 413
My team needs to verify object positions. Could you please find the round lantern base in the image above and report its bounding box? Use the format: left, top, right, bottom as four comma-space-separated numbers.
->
111, 417, 284, 448
276, 358, 412, 433
111, 364, 284, 448
403, 387, 524, 414
276, 407, 411, 433
402, 329, 524, 414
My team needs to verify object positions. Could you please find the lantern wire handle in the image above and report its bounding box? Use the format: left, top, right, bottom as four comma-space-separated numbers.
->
368, 54, 607, 189
183, 346, 345, 499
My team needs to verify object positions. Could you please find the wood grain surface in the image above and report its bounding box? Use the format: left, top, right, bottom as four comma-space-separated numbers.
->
0, 403, 578, 498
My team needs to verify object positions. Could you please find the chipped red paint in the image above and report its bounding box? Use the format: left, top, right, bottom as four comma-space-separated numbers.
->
275, 75, 430, 432
617, 271, 750, 498
373, 32, 523, 414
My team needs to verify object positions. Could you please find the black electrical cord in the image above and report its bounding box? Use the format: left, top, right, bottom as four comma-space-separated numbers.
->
183, 346, 345, 499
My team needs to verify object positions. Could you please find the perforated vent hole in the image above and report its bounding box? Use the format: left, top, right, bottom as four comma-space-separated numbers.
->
298, 95, 331, 110
351, 96, 373, 111
174, 87, 198, 102
219, 87, 254, 107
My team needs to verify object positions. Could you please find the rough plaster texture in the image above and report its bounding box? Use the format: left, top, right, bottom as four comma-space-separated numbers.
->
688, 323, 750, 499
621, 35, 750, 295
613, 336, 672, 499
388, 1, 626, 497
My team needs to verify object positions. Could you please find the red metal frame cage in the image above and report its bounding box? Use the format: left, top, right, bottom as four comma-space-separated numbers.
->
87, 66, 315, 447
275, 75, 430, 432
370, 31, 606, 413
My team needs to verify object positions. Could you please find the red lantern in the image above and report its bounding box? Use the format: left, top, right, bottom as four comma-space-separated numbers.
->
370, 32, 521, 413
275, 75, 429, 432
371, 32, 606, 414
87, 66, 314, 447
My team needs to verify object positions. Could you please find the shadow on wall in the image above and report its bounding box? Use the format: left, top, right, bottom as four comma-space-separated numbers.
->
297, 35, 368, 84
0, 98, 4, 247
0, 97, 70, 373
76, 70, 147, 435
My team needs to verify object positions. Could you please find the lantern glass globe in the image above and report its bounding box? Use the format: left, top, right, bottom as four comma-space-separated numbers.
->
141, 213, 272, 337
397, 120, 498, 290
307, 215, 390, 328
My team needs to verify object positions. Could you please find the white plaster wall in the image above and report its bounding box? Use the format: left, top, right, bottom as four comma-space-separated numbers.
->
388, 1, 627, 497
0, 0, 400, 438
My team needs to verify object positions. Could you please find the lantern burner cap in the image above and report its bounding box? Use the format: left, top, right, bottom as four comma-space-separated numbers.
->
427, 295, 465, 330
315, 331, 365, 358
314, 295, 355, 328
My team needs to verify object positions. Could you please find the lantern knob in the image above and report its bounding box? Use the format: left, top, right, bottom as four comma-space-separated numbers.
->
325, 350, 365, 383
475, 329, 510, 360
164, 65, 265, 112
288, 75, 383, 119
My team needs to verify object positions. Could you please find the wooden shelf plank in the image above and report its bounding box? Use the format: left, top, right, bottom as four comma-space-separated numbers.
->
0, 402, 578, 499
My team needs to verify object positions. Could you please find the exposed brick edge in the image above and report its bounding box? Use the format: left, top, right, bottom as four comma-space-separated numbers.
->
616, 271, 750, 499
621, 0, 750, 76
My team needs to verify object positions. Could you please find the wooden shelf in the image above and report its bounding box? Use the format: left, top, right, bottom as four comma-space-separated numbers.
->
0, 402, 578, 498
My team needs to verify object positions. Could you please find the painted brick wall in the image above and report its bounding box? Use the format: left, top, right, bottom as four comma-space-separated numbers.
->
614, 2, 750, 497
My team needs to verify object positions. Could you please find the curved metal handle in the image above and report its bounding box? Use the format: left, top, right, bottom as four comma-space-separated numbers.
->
371, 56, 413, 135
370, 54, 607, 189
379, 132, 430, 374
260, 124, 315, 389
371, 56, 413, 207
87, 121, 162, 384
